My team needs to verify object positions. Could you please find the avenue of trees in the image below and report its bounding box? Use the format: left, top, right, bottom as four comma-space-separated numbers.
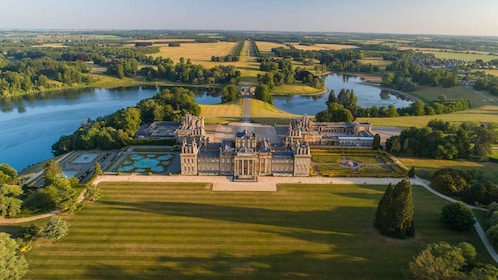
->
52, 87, 200, 155
374, 179, 415, 239
387, 120, 497, 161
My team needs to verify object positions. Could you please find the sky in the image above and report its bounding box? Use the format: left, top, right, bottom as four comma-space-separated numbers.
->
1, 0, 498, 36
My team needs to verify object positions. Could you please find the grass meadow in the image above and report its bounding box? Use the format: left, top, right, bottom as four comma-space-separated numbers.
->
398, 47, 498, 62
398, 157, 498, 182
200, 99, 243, 124
249, 99, 300, 124
21, 182, 493, 280
271, 84, 326, 95
358, 105, 498, 127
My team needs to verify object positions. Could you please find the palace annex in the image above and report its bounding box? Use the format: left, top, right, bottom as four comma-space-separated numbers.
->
175, 114, 374, 181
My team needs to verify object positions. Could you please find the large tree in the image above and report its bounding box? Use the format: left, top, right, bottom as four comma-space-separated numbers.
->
408, 242, 466, 280
43, 160, 64, 186
441, 201, 475, 231
221, 84, 239, 103
0, 184, 23, 218
43, 216, 69, 241
0, 233, 28, 280
374, 179, 415, 239
254, 84, 273, 104
472, 125, 497, 161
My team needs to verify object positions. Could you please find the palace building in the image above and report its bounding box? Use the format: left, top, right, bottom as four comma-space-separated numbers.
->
176, 114, 375, 180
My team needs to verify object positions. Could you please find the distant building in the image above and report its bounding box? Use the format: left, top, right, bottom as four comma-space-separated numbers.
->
177, 114, 374, 179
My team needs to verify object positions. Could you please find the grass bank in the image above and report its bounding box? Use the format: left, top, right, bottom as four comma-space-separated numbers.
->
20, 182, 493, 279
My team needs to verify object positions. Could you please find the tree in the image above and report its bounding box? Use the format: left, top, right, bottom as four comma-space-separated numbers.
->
472, 125, 497, 161
221, 84, 239, 103
457, 242, 477, 261
0, 184, 23, 218
254, 84, 273, 104
85, 185, 103, 202
430, 169, 469, 196
372, 134, 381, 150
43, 216, 69, 241
408, 166, 415, 178
327, 89, 337, 104
43, 160, 64, 186
40, 177, 77, 211
374, 179, 415, 239
0, 232, 28, 280
441, 201, 475, 231
408, 242, 466, 280
94, 162, 103, 177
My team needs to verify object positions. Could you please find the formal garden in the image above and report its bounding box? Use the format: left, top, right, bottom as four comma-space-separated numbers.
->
311, 148, 407, 178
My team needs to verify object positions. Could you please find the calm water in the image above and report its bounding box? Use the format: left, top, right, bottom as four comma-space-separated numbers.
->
0, 87, 220, 171
272, 73, 413, 115
0, 75, 406, 171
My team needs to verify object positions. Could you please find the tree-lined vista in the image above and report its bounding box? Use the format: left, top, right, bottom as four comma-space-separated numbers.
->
1, 29, 498, 279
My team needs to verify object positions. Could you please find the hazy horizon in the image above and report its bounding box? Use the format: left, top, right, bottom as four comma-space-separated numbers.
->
2, 0, 498, 37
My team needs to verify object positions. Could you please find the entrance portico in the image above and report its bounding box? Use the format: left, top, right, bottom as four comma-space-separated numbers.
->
234, 156, 257, 181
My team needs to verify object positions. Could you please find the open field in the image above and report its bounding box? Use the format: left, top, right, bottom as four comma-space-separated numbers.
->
249, 99, 300, 124
200, 100, 243, 124
20, 182, 493, 279
148, 40, 261, 83
482, 69, 498, 77
255, 41, 285, 56
358, 105, 498, 127
358, 57, 391, 69
409, 86, 498, 107
271, 84, 326, 95
150, 42, 238, 66
289, 43, 358, 51
398, 157, 498, 182
398, 47, 498, 62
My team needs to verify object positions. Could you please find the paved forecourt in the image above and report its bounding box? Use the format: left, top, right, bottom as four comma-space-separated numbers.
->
93, 174, 405, 192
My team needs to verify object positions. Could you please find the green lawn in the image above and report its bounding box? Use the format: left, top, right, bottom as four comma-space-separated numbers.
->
398, 157, 498, 182
409, 86, 498, 108
21, 182, 493, 279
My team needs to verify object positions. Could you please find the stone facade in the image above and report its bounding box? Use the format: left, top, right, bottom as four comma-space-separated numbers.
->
177, 114, 374, 179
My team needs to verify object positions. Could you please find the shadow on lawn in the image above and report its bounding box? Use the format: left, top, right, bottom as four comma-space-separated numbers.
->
99, 199, 371, 234
84, 250, 371, 280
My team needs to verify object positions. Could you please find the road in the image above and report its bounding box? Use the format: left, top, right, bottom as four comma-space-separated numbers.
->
466, 86, 498, 106
241, 94, 251, 123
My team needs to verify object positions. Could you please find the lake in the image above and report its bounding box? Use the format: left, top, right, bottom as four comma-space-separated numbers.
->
0, 75, 409, 172
0, 87, 220, 171
272, 73, 413, 115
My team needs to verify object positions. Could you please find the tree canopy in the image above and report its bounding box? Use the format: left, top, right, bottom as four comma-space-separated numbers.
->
0, 232, 28, 280
374, 179, 415, 239
441, 202, 475, 231
0, 184, 23, 218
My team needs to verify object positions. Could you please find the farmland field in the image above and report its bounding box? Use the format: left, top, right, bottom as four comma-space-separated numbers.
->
398, 47, 498, 62
289, 43, 358, 51
150, 41, 238, 67
23, 182, 493, 279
